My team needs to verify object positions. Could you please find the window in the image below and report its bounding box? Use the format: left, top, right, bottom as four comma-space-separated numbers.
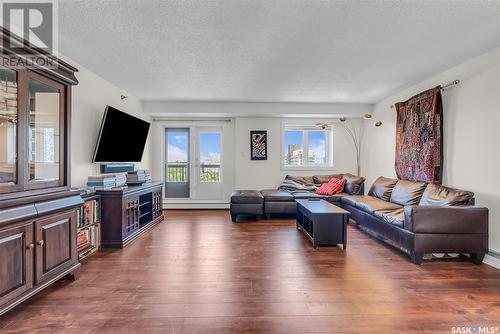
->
282, 126, 332, 168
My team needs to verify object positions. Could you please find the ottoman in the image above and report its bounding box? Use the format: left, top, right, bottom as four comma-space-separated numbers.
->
260, 189, 296, 218
230, 190, 264, 222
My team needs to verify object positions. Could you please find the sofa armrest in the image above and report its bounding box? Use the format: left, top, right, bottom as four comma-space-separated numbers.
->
404, 206, 488, 234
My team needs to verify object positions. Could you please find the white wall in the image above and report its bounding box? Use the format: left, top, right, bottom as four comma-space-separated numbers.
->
151, 115, 360, 200
234, 117, 360, 190
362, 48, 500, 254
70, 63, 152, 187
148, 101, 368, 204
143, 101, 372, 118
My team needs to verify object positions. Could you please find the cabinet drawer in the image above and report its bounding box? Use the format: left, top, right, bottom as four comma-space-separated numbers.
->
0, 223, 34, 307
34, 209, 78, 285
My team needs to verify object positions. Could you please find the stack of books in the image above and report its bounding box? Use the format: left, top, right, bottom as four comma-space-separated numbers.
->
77, 225, 100, 258
86, 175, 116, 190
126, 170, 151, 185
86, 174, 129, 191
77, 199, 100, 228
114, 173, 128, 187
77, 197, 101, 260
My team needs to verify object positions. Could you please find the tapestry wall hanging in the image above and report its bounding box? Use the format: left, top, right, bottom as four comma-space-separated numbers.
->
250, 130, 267, 160
395, 86, 443, 183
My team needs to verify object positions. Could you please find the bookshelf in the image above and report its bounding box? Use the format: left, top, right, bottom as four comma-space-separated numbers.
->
77, 194, 101, 260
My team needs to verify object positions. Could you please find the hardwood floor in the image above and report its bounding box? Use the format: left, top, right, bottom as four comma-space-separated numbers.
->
1, 209, 499, 333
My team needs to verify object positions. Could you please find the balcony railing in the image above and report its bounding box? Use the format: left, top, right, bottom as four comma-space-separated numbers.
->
200, 163, 220, 182
166, 162, 221, 183
166, 162, 188, 182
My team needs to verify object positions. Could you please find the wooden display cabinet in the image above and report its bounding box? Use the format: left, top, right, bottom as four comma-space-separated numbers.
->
0, 27, 81, 316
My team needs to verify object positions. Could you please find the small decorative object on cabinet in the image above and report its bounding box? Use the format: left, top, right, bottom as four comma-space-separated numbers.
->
77, 192, 101, 260
0, 27, 80, 316
250, 130, 267, 160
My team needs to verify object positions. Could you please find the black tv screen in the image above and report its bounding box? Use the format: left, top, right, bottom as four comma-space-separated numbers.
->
93, 106, 150, 162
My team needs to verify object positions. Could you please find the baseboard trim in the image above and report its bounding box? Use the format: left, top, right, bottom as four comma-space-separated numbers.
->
164, 203, 230, 209
484, 252, 500, 269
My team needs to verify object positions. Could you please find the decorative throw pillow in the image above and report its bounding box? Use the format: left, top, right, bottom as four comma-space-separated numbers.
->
315, 178, 346, 195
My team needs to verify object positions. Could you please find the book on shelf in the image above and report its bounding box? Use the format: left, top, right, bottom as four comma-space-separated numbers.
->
77, 195, 101, 260
77, 224, 101, 259
79, 198, 100, 228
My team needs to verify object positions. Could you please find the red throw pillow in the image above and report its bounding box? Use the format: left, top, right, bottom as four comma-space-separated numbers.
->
328, 177, 341, 183
315, 178, 346, 195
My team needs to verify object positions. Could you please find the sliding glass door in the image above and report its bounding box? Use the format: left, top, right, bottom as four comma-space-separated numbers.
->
195, 127, 222, 200
164, 126, 223, 200
165, 128, 190, 198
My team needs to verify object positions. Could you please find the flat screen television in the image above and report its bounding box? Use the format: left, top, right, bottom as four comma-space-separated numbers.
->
93, 106, 150, 163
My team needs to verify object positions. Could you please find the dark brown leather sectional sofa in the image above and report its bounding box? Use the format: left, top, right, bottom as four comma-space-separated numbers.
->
230, 174, 489, 265
230, 173, 365, 220
338, 176, 489, 265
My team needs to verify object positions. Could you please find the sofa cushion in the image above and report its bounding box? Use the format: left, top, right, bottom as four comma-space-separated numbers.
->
354, 196, 402, 214
325, 193, 349, 202
342, 173, 366, 195
341, 195, 401, 213
292, 191, 347, 202
230, 190, 264, 204
374, 208, 405, 228
419, 184, 474, 206
340, 195, 359, 206
292, 191, 320, 199
368, 176, 398, 201
285, 175, 315, 186
260, 189, 294, 202
313, 174, 344, 185
389, 179, 427, 206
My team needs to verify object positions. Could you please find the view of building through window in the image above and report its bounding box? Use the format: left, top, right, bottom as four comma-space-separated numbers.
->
283, 129, 327, 167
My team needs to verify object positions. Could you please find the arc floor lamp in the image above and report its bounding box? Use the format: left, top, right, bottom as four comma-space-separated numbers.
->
315, 114, 382, 176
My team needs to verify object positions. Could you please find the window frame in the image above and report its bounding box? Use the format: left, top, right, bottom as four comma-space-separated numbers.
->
281, 123, 334, 170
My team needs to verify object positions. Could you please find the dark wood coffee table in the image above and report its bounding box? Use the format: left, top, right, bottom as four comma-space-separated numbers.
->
295, 199, 350, 249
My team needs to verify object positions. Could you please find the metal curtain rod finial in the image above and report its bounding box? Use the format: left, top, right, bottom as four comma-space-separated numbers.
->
390, 79, 460, 109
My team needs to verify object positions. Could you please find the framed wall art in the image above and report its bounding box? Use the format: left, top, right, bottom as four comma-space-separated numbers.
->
250, 130, 267, 160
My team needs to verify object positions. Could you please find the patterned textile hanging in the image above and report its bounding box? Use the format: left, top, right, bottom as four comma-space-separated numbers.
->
394, 86, 443, 183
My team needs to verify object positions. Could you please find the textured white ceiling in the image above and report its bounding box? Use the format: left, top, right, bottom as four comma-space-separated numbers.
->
58, 0, 500, 103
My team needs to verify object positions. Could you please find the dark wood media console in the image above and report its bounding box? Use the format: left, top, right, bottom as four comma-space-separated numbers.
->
98, 181, 163, 248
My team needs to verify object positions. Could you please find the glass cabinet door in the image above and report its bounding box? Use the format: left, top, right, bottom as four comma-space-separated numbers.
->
0, 66, 19, 192
27, 74, 65, 189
